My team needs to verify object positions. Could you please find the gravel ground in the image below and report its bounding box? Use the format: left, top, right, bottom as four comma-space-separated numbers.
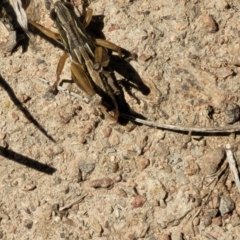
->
1, 0, 240, 239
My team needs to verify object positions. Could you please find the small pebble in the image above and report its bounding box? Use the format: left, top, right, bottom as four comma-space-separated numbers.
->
212, 216, 222, 226
219, 196, 235, 215
0, 213, 9, 220
148, 180, 167, 202
168, 152, 182, 165
23, 219, 33, 229
116, 198, 127, 208
156, 130, 165, 140
22, 181, 37, 192
206, 209, 218, 218
164, 164, 172, 173
12, 66, 22, 73
54, 216, 61, 223
90, 177, 113, 189
225, 179, 233, 191
191, 145, 204, 158
115, 188, 128, 198
159, 234, 171, 240
36, 58, 45, 64
79, 162, 95, 174
184, 161, 200, 176
176, 169, 189, 184
171, 232, 184, 240
79, 136, 86, 144
108, 132, 120, 146
89, 217, 103, 236
215, 0, 230, 9
235, 196, 240, 215
20, 94, 31, 103
138, 158, 150, 170
58, 109, 74, 124
158, 142, 170, 157
75, 169, 82, 183
108, 162, 119, 173
224, 103, 240, 124
114, 174, 122, 182
45, 146, 64, 157
231, 212, 240, 227
193, 217, 200, 226
108, 23, 119, 31
102, 127, 112, 138
204, 216, 212, 227
212, 194, 220, 209
199, 148, 224, 174
131, 195, 146, 208
83, 124, 92, 134
215, 67, 234, 79
60, 233, 65, 238
8, 226, 17, 234
139, 53, 152, 61
11, 112, 19, 122
0, 132, 6, 140
106, 148, 116, 154
200, 14, 218, 33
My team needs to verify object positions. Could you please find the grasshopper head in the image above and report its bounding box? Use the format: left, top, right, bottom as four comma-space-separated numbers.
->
50, 1, 75, 23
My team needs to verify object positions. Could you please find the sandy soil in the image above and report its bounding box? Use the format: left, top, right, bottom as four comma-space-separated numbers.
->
1, 0, 240, 239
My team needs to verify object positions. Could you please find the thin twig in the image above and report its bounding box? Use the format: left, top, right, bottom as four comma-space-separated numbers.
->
59, 193, 88, 212
38, 78, 240, 133
38, 78, 90, 103
191, 162, 228, 235
204, 233, 217, 240
121, 113, 240, 133
225, 143, 240, 194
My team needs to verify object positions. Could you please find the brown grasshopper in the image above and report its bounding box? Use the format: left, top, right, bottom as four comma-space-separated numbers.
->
29, 0, 127, 120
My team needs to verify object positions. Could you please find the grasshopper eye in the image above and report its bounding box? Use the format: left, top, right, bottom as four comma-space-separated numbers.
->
50, 9, 57, 21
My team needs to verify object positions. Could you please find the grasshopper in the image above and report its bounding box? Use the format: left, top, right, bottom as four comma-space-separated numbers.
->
29, 0, 126, 120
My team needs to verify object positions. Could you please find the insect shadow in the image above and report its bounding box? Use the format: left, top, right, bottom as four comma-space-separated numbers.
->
0, 146, 56, 174
86, 14, 151, 98
85, 15, 150, 123
0, 74, 55, 142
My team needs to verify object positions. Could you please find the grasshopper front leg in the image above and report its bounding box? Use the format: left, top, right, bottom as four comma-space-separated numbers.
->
51, 51, 69, 92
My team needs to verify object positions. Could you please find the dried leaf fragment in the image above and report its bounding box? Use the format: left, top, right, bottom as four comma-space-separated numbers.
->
9, 0, 28, 31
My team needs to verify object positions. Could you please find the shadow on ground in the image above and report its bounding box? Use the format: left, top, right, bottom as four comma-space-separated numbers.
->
0, 74, 55, 142
0, 146, 56, 174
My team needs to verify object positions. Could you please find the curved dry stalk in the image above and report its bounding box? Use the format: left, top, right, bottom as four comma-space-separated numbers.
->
38, 78, 90, 103
38, 78, 240, 134
225, 144, 240, 193
121, 114, 240, 134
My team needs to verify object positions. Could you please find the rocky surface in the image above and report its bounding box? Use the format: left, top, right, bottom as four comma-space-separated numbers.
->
1, 0, 240, 239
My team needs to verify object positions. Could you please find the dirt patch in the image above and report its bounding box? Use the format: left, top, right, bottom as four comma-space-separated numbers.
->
1, 0, 240, 239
